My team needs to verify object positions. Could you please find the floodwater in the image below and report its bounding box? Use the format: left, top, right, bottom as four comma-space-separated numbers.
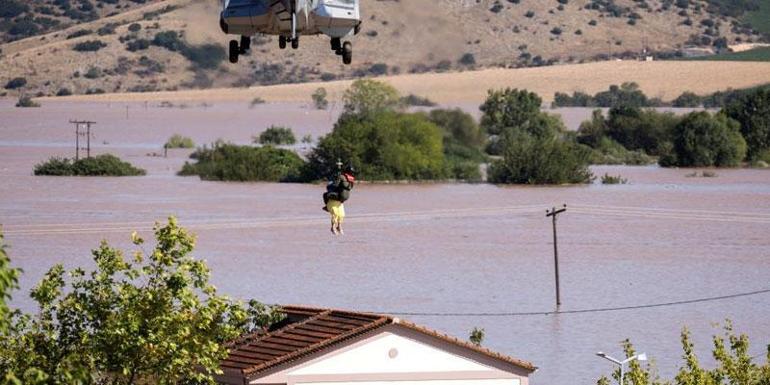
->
1, 100, 770, 385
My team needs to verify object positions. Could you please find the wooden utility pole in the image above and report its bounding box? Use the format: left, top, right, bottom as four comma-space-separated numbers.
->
546, 204, 567, 307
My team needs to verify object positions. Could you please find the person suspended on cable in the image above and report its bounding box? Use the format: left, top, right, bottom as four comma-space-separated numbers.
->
322, 161, 355, 235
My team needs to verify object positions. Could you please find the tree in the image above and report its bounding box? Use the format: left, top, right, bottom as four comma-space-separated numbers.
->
180, 142, 304, 182
428, 109, 485, 149
723, 88, 770, 161
661, 112, 746, 167
305, 111, 446, 181
0, 218, 282, 384
312, 87, 329, 110
0, 230, 20, 334
606, 106, 679, 155
673, 91, 703, 108
593, 82, 651, 108
342, 79, 402, 117
597, 322, 770, 385
479, 88, 544, 137
256, 126, 296, 146
488, 131, 593, 184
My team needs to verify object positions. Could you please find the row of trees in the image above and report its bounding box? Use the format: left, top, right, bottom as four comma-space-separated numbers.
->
180, 79, 768, 185
598, 323, 770, 385
577, 87, 770, 167
554, 83, 770, 109
0, 219, 283, 384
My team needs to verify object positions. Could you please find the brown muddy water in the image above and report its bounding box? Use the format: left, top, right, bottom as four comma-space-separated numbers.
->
1, 100, 770, 385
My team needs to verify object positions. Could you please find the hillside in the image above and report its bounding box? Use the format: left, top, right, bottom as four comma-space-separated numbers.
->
1, 0, 768, 97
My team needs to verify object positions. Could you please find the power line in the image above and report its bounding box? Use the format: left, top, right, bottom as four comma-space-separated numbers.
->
368, 288, 770, 317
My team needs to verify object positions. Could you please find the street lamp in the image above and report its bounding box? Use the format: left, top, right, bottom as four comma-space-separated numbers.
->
596, 351, 648, 385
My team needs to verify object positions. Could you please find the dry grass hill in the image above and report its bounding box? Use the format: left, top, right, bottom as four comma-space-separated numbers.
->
0, 0, 767, 97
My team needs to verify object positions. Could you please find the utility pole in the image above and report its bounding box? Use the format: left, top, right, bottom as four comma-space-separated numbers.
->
71, 120, 96, 160
546, 204, 567, 307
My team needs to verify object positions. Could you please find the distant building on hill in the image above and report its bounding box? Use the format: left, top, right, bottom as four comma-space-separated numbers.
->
216, 305, 537, 385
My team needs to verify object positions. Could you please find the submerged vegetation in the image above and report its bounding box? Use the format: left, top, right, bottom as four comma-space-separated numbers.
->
179, 142, 303, 182
33, 154, 146, 176
164, 134, 195, 149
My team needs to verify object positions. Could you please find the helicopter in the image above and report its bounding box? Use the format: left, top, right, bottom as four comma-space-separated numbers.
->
219, 0, 362, 65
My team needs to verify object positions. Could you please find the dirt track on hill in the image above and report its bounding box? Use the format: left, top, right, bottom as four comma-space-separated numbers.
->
48, 60, 770, 105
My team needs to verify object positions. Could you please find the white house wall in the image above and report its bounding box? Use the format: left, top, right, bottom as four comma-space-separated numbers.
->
291, 332, 491, 375
297, 380, 520, 385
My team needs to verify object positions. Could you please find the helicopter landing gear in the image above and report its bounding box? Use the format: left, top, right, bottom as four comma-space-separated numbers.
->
331, 37, 341, 52
228, 39, 239, 63
291, 36, 299, 49
229, 36, 251, 64
341, 41, 352, 65
239, 35, 251, 54
279, 35, 287, 49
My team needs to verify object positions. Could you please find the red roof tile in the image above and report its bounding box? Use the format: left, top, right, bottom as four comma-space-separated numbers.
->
220, 305, 536, 380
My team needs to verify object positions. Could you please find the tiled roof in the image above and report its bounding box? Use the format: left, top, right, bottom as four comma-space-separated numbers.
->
220, 305, 536, 380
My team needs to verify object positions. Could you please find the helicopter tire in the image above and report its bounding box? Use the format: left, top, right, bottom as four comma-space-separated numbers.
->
228, 40, 239, 64
279, 36, 287, 49
331, 38, 341, 52
342, 41, 352, 65
291, 37, 299, 49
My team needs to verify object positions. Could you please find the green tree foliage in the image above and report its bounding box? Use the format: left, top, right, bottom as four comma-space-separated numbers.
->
312, 87, 329, 110
723, 87, 770, 161
180, 142, 304, 182
34, 154, 146, 176
660, 112, 746, 167
0, 218, 283, 384
305, 111, 446, 181
428, 109, 487, 181
488, 131, 594, 184
673, 91, 703, 107
469, 327, 485, 346
0, 230, 20, 334
481, 88, 593, 184
342, 79, 403, 117
256, 126, 297, 146
480, 88, 544, 137
598, 322, 770, 385
605, 106, 679, 155
164, 134, 195, 149
553, 83, 659, 108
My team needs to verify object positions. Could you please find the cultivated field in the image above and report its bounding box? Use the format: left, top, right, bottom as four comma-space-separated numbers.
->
48, 60, 770, 105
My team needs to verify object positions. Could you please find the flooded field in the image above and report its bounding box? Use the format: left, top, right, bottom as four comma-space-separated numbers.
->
1, 100, 770, 385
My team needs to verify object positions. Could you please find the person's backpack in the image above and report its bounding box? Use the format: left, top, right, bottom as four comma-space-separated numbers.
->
338, 173, 355, 202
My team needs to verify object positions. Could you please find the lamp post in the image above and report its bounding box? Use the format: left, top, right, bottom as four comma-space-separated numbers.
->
596, 351, 647, 385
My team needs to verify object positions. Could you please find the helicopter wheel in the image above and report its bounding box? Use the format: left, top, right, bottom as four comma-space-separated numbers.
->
291, 37, 299, 49
228, 40, 239, 64
331, 38, 341, 52
279, 36, 287, 49
342, 41, 352, 65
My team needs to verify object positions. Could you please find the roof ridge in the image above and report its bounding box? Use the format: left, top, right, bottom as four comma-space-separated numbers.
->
393, 319, 537, 371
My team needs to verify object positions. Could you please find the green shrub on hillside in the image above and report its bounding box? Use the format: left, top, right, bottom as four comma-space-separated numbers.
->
255, 126, 296, 145
179, 142, 303, 182
4, 77, 26, 89
72, 40, 107, 52
659, 112, 746, 167
312, 87, 328, 110
34, 154, 146, 176
150, 31, 225, 70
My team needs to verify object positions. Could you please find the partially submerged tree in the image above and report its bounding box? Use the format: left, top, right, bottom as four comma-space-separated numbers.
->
342, 79, 403, 117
